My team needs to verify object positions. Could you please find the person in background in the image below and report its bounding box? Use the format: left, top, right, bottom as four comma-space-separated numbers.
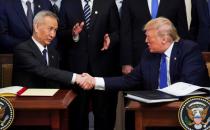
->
48, 0, 63, 47
0, 0, 52, 53
58, 0, 121, 130
189, 0, 210, 51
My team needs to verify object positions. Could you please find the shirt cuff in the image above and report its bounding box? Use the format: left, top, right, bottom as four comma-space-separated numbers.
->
71, 73, 77, 84
73, 35, 79, 42
95, 77, 105, 90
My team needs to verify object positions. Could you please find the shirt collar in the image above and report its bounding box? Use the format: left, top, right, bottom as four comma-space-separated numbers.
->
164, 42, 174, 58
32, 37, 48, 53
83, 0, 93, 3
22, 0, 33, 4
50, 0, 60, 5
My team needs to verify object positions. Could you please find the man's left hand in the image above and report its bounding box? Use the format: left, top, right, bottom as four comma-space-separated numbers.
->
101, 33, 110, 51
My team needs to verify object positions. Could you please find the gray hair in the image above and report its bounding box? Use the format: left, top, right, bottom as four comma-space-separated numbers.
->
144, 17, 180, 42
33, 10, 59, 26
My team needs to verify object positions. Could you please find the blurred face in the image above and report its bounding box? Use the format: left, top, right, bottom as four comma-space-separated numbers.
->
34, 16, 58, 46
145, 29, 164, 53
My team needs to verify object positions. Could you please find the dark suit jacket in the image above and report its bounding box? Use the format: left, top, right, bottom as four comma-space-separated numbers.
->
120, 0, 189, 66
12, 39, 73, 88
105, 40, 209, 90
189, 0, 210, 51
58, 0, 120, 76
0, 0, 51, 53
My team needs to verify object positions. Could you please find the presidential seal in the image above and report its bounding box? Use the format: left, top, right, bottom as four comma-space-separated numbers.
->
0, 97, 14, 130
178, 96, 210, 130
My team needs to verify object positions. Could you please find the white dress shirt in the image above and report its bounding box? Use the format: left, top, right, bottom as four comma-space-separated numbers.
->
32, 36, 77, 84
95, 42, 175, 90
32, 37, 49, 65
21, 0, 34, 15
115, 0, 123, 14
160, 42, 174, 88
81, 0, 94, 12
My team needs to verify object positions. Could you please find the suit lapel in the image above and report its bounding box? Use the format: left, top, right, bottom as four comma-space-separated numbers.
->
169, 42, 179, 83
14, 0, 32, 33
71, 0, 84, 24
30, 40, 57, 67
34, 0, 43, 15
157, 0, 165, 17
140, 0, 152, 21
201, 0, 210, 20
196, 0, 210, 25
48, 48, 56, 67
90, 0, 101, 31
150, 54, 161, 89
29, 39, 47, 65
143, 0, 152, 20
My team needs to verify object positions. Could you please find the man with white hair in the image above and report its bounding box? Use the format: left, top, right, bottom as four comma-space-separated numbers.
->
13, 10, 87, 90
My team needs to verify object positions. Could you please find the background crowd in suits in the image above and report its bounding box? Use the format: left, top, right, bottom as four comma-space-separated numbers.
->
0, 0, 210, 130
58, 0, 120, 130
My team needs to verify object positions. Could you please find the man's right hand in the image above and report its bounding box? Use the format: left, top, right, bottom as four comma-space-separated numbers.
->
122, 65, 134, 75
75, 73, 95, 90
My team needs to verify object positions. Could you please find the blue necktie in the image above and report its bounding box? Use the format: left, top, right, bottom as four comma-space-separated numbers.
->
151, 0, 158, 19
42, 49, 48, 65
26, 1, 33, 30
84, 0, 91, 29
159, 54, 167, 89
208, 0, 210, 16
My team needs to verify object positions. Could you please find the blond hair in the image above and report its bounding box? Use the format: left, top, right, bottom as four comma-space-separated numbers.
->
144, 17, 180, 42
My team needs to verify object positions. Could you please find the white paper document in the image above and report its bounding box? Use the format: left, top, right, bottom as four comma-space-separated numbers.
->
20, 88, 59, 96
158, 82, 210, 96
0, 86, 23, 94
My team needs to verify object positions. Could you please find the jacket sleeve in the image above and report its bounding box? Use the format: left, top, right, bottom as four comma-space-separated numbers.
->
13, 44, 73, 86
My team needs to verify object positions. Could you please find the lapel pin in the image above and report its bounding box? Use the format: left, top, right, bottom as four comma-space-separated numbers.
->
52, 56, 54, 59
38, 5, 41, 8
174, 57, 177, 60
95, 11, 98, 14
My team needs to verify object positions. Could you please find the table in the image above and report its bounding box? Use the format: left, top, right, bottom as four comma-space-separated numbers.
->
8, 90, 76, 130
126, 100, 182, 130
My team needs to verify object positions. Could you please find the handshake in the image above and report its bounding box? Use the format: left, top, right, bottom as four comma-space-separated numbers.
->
75, 73, 95, 90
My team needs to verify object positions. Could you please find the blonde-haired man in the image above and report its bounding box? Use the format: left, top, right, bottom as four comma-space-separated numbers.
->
80, 17, 209, 91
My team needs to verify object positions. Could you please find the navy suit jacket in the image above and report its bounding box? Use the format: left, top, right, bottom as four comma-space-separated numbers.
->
58, 0, 120, 76
104, 40, 209, 90
0, 0, 51, 53
189, 0, 210, 51
120, 0, 189, 66
12, 38, 73, 88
